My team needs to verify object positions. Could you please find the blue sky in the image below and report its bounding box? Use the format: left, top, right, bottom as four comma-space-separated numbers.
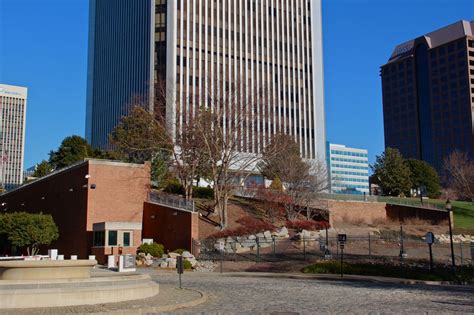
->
0, 0, 473, 168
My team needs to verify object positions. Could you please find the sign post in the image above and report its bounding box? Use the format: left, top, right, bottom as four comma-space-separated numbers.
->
176, 256, 184, 289
425, 232, 434, 272
338, 234, 347, 278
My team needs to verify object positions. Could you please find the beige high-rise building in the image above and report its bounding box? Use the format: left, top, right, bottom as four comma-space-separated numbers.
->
0, 84, 27, 190
87, 0, 326, 161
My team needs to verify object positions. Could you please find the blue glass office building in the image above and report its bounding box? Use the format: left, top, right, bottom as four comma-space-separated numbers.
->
86, 0, 154, 149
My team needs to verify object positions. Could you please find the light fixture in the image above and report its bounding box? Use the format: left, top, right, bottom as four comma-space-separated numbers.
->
85, 175, 91, 179
445, 199, 452, 211
445, 199, 455, 275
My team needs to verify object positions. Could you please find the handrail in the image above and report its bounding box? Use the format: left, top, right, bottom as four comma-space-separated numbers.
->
148, 192, 195, 212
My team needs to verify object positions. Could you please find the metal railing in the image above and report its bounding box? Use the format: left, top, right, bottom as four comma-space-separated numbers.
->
148, 192, 195, 212
195, 235, 473, 266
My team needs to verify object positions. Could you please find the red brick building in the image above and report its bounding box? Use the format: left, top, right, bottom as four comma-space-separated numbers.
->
0, 159, 199, 263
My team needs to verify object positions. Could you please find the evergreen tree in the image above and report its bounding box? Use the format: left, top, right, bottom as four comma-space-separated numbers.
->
371, 148, 412, 196
32, 160, 53, 178
48, 135, 95, 169
405, 159, 441, 198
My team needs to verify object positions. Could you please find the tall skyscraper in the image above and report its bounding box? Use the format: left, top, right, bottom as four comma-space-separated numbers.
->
326, 142, 369, 195
86, 0, 326, 161
381, 20, 474, 171
0, 84, 27, 190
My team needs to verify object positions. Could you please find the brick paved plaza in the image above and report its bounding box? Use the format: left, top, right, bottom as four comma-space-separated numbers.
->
148, 271, 474, 314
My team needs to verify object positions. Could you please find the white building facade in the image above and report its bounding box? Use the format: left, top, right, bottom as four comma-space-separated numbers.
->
87, 0, 326, 161
0, 84, 27, 190
326, 142, 369, 195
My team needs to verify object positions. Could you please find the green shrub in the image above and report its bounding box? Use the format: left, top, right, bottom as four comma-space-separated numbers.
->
138, 242, 164, 257
303, 261, 474, 282
163, 178, 184, 195
183, 259, 192, 270
172, 248, 187, 255
192, 186, 214, 199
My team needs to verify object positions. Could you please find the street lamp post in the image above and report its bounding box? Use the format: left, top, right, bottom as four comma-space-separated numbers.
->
446, 199, 456, 275
324, 224, 331, 259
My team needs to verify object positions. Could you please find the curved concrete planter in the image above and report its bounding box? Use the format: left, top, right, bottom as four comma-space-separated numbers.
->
0, 274, 159, 309
0, 259, 97, 280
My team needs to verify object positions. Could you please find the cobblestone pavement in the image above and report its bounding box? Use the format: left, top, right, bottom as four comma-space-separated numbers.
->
148, 270, 474, 314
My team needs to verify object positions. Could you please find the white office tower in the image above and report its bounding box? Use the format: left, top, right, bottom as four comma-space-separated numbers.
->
0, 84, 27, 190
87, 0, 326, 162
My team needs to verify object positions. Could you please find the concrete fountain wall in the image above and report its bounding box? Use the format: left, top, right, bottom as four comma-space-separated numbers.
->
0, 259, 159, 309
0, 259, 96, 280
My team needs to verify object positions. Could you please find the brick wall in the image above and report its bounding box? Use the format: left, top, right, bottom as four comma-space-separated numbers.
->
327, 200, 387, 226
326, 200, 450, 227
0, 163, 90, 257
142, 202, 199, 252
86, 160, 150, 239
91, 229, 142, 264
0, 160, 151, 259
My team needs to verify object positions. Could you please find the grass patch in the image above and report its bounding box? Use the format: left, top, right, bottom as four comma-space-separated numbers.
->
303, 261, 474, 282
374, 229, 423, 240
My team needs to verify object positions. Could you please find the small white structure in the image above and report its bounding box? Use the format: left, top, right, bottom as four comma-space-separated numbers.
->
107, 255, 116, 269
142, 238, 153, 245
48, 249, 58, 261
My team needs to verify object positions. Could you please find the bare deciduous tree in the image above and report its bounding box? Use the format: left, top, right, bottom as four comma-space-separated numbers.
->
109, 105, 171, 163
443, 151, 474, 200
192, 82, 281, 229
258, 134, 329, 220
171, 118, 209, 200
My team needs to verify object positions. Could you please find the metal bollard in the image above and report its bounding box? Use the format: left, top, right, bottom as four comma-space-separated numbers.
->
272, 235, 276, 258
368, 233, 372, 257
256, 237, 260, 262
303, 236, 306, 261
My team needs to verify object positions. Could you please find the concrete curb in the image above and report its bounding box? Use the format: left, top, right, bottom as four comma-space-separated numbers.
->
221, 272, 474, 287
92, 288, 208, 314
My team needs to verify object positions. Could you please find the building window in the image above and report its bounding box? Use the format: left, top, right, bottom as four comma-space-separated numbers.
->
108, 230, 118, 246
93, 231, 105, 247
123, 232, 131, 247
